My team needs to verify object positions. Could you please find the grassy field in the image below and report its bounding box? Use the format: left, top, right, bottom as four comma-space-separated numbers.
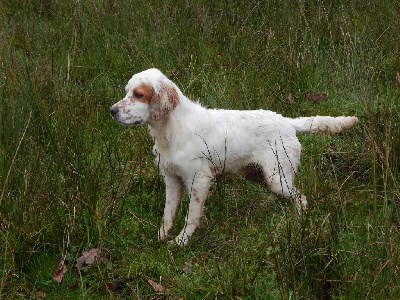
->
1, 0, 399, 298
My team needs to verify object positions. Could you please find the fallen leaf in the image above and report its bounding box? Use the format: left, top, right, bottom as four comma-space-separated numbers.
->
306, 93, 327, 103
105, 277, 126, 292
182, 261, 192, 274
148, 279, 172, 294
287, 93, 296, 105
200, 252, 209, 262
68, 278, 80, 290
75, 248, 104, 271
53, 255, 67, 283
35, 290, 46, 297
396, 71, 400, 85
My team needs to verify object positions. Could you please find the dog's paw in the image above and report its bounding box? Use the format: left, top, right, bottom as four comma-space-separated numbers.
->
167, 240, 177, 248
295, 194, 308, 213
158, 227, 169, 242
300, 195, 308, 210
174, 233, 190, 247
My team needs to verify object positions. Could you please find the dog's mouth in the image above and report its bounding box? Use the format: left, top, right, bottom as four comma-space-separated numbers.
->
114, 118, 144, 126
132, 119, 143, 125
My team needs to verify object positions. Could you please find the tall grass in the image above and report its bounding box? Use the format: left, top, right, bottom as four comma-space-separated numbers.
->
0, 0, 399, 298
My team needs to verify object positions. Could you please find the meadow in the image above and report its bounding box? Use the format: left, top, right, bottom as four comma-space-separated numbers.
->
0, 0, 399, 298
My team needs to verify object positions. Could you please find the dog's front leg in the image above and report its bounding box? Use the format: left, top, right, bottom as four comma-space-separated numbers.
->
174, 174, 212, 246
159, 174, 184, 241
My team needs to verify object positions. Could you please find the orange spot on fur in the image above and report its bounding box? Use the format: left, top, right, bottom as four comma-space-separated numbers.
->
239, 162, 265, 184
132, 83, 154, 104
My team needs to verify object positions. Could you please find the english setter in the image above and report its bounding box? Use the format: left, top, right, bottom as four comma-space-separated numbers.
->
110, 68, 358, 246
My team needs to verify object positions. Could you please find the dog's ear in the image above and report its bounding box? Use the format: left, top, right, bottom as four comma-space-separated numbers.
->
150, 84, 179, 121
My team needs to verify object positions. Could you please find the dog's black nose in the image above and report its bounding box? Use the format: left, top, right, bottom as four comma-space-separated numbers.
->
110, 106, 118, 117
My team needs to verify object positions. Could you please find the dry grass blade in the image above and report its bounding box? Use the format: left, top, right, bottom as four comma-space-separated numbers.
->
0, 109, 33, 207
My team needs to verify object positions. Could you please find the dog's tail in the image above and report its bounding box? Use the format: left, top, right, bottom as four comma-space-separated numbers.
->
291, 116, 359, 135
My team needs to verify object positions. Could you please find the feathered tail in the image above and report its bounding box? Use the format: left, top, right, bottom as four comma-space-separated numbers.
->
291, 116, 359, 134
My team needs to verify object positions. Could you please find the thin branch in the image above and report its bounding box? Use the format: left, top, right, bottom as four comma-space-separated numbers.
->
0, 109, 33, 207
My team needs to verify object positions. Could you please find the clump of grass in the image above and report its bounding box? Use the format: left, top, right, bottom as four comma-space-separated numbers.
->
1, 0, 399, 298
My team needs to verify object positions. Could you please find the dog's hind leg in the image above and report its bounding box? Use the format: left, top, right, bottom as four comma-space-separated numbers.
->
264, 154, 307, 211
267, 172, 307, 212
263, 139, 307, 211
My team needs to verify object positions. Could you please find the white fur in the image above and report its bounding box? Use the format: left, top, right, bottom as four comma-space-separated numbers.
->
110, 68, 359, 246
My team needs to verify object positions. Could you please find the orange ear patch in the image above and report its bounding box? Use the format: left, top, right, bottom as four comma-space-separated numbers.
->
150, 83, 180, 121
162, 84, 179, 109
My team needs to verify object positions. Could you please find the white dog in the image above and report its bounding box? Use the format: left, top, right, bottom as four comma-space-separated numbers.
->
110, 68, 358, 246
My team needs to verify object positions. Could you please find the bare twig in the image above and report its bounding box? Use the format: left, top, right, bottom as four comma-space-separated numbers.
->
0, 109, 33, 207
271, 241, 287, 300
130, 211, 157, 228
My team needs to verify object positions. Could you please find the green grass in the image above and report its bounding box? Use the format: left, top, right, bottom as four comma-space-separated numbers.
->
1, 0, 399, 298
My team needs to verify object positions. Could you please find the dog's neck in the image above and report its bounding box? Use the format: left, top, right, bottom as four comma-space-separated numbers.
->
147, 95, 205, 152
147, 118, 168, 151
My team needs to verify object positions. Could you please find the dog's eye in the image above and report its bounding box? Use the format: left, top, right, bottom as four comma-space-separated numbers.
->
134, 92, 144, 98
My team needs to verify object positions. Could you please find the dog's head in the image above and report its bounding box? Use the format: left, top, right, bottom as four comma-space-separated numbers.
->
110, 69, 179, 126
